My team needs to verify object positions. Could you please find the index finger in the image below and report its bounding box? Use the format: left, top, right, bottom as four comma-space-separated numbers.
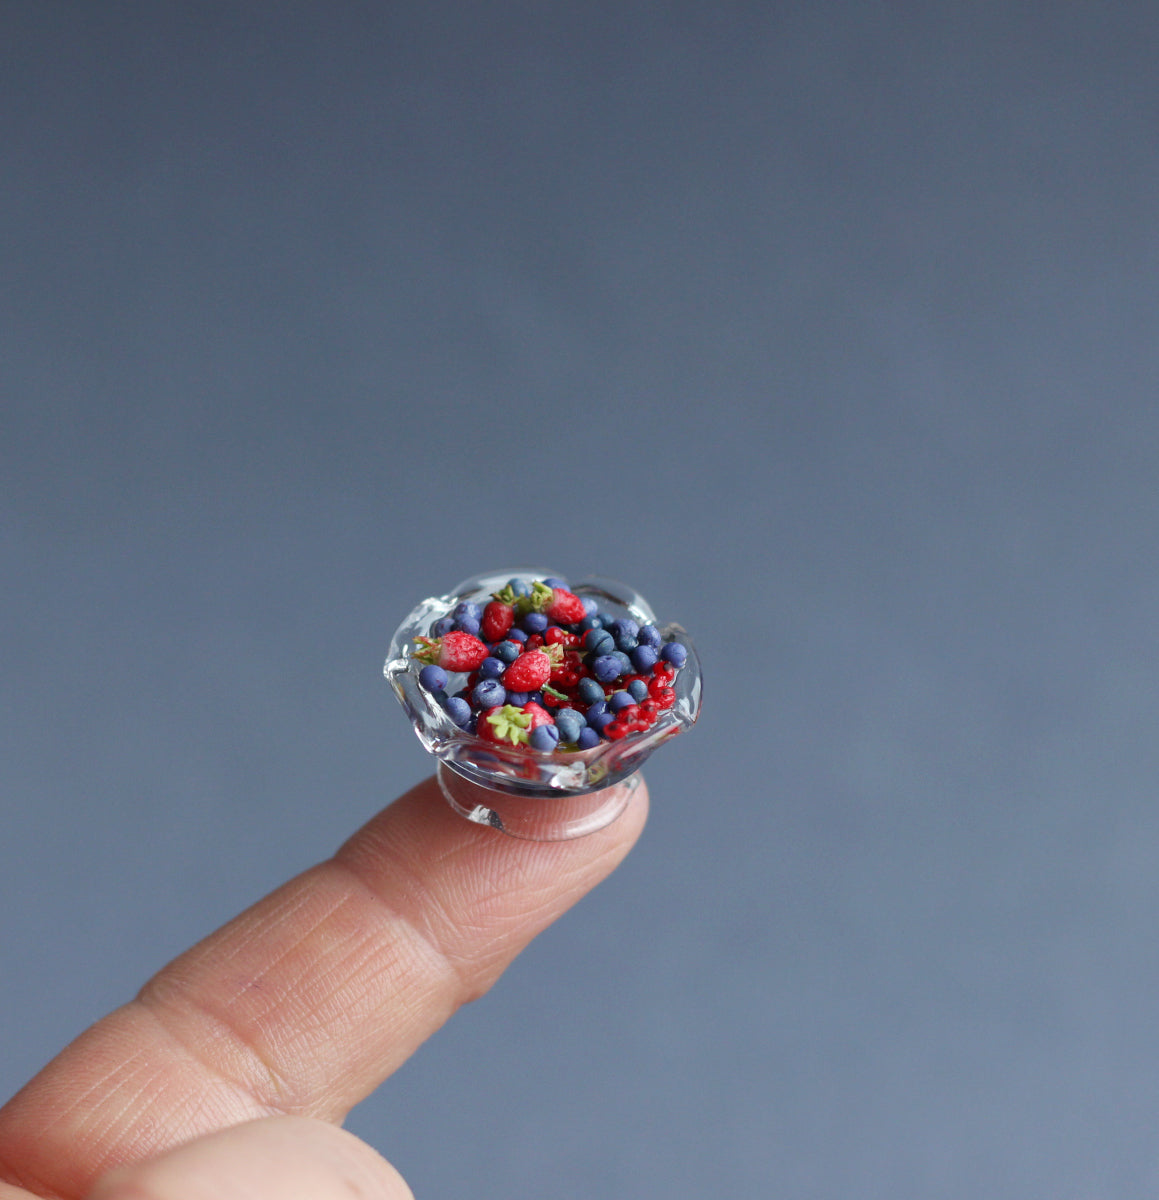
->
0, 774, 648, 1200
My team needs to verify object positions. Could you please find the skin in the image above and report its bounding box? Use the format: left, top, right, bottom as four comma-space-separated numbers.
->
0, 773, 648, 1199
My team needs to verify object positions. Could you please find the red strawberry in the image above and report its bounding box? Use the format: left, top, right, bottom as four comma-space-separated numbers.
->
481, 600, 514, 643
413, 631, 489, 672
477, 704, 533, 745
502, 649, 551, 692
476, 701, 555, 748
543, 587, 586, 625
521, 700, 554, 729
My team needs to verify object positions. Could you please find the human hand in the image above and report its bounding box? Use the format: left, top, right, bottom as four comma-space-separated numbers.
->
0, 774, 648, 1199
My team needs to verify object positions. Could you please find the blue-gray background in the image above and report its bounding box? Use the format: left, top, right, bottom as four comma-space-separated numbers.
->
4, 3, 1159, 1196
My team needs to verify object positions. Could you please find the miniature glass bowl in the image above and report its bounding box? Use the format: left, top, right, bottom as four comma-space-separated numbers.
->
384, 568, 702, 840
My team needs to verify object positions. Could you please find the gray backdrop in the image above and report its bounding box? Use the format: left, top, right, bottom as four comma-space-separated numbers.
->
4, 3, 1159, 1196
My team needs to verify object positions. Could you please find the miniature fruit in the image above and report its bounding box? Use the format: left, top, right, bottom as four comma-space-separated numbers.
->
502, 649, 552, 692
480, 600, 514, 643
418, 664, 448, 693
478, 704, 533, 746
413, 630, 489, 672
410, 573, 691, 756
554, 708, 585, 744
544, 587, 586, 625
529, 724, 561, 752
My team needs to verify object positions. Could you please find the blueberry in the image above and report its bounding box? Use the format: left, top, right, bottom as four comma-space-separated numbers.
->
542, 576, 569, 590
577, 677, 605, 705
478, 656, 505, 679
493, 640, 521, 663
508, 627, 528, 643
505, 578, 530, 598
587, 707, 614, 733
454, 615, 481, 636
506, 691, 529, 706
529, 724, 560, 752
528, 690, 544, 705
521, 611, 549, 634
591, 654, 621, 683
555, 709, 585, 743
627, 678, 649, 702
637, 624, 662, 649
418, 664, 448, 692
432, 616, 455, 637
608, 618, 639, 645
579, 613, 604, 632
611, 650, 634, 677
661, 642, 688, 668
584, 628, 615, 655
608, 690, 636, 712
576, 727, 600, 749
454, 601, 482, 622
630, 645, 658, 673
443, 696, 472, 727
472, 679, 506, 709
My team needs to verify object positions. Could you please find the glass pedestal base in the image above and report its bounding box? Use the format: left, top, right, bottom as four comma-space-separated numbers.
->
437, 761, 639, 841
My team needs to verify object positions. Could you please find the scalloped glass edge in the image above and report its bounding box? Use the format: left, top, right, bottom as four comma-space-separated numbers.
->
385, 567, 702, 798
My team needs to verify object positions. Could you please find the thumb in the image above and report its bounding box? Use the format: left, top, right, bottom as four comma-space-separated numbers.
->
86, 1116, 412, 1200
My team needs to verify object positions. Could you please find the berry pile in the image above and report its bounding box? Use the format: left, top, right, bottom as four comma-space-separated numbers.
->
411, 575, 688, 752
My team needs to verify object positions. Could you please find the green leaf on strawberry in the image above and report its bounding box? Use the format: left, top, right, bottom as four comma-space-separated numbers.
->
525, 580, 554, 612
483, 704, 533, 745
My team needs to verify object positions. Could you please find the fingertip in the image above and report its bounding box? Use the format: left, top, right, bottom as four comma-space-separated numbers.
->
363, 768, 648, 852
346, 770, 649, 901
